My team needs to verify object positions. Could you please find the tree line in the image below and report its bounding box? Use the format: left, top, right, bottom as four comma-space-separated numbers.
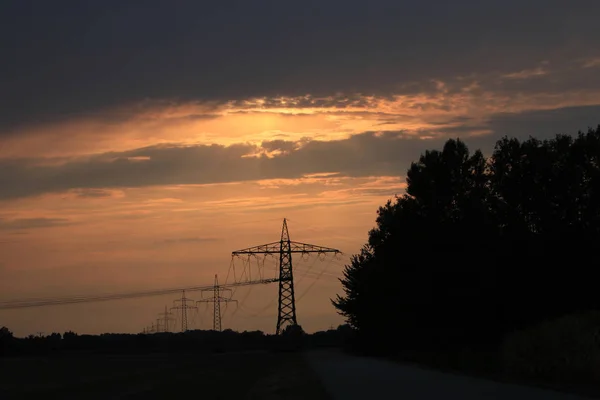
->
334, 126, 600, 355
0, 324, 354, 357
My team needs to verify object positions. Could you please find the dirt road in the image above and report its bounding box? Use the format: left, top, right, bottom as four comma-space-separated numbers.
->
306, 349, 594, 400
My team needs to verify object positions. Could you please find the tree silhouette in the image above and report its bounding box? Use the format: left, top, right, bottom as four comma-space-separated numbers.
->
0, 326, 12, 340
282, 324, 305, 337
0, 326, 14, 356
333, 126, 600, 353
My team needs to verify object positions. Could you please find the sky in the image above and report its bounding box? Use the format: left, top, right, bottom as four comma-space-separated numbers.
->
1, 0, 600, 337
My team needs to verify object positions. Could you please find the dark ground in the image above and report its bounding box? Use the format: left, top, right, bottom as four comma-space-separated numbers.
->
0, 351, 330, 400
388, 348, 600, 399
306, 349, 597, 400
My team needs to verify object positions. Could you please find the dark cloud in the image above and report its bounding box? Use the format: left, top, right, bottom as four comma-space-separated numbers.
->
2, 0, 600, 133
0, 218, 72, 230
478, 105, 600, 147
71, 189, 117, 198
464, 62, 600, 96
432, 125, 488, 135
0, 105, 598, 200
0, 132, 439, 199
440, 105, 600, 156
0, 143, 262, 199
260, 140, 300, 154
264, 131, 425, 178
354, 187, 407, 197
427, 116, 476, 126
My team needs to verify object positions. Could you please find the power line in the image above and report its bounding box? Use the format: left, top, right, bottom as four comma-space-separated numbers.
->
0, 278, 278, 310
0, 284, 210, 306
297, 256, 335, 303
0, 260, 344, 312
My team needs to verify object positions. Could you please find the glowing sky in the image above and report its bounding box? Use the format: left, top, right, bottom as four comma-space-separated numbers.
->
1, 0, 600, 336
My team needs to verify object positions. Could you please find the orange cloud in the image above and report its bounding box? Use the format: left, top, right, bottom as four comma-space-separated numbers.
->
4, 67, 600, 160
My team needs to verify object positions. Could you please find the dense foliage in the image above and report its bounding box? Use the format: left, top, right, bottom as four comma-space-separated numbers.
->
333, 126, 600, 354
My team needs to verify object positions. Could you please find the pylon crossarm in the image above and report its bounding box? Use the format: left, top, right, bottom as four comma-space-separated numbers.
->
288, 241, 341, 254
232, 241, 341, 255
232, 241, 281, 255
196, 298, 236, 303
173, 297, 195, 303
200, 279, 278, 296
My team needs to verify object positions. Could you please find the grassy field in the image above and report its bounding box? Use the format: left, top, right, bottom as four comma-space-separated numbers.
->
0, 351, 330, 400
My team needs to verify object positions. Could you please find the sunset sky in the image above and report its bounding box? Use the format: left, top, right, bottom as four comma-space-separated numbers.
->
1, 1, 600, 336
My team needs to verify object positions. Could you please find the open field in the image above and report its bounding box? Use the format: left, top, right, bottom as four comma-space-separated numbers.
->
0, 351, 330, 400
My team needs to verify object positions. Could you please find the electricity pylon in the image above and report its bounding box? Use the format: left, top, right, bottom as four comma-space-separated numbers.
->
171, 290, 197, 332
196, 275, 237, 331
158, 305, 175, 333
232, 218, 340, 334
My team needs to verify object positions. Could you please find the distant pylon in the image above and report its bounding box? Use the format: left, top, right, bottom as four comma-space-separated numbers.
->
232, 218, 340, 334
196, 275, 237, 331
171, 290, 197, 332
158, 305, 175, 333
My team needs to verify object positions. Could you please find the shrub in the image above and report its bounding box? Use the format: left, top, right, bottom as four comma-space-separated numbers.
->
502, 311, 600, 384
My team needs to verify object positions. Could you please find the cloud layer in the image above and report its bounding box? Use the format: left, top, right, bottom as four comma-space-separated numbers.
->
2, 103, 600, 201
0, 132, 413, 199
2, 0, 600, 133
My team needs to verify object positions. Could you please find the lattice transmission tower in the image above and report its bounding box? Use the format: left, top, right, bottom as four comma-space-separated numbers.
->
232, 218, 340, 334
146, 322, 156, 334
196, 275, 237, 331
158, 305, 176, 333
171, 290, 197, 332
